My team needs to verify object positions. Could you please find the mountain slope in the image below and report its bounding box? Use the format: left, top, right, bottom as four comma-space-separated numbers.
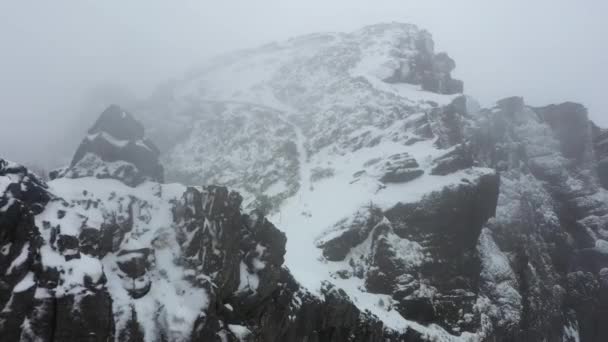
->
139, 23, 463, 206
135, 23, 608, 341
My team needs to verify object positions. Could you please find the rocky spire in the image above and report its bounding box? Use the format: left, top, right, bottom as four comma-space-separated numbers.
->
51, 105, 163, 186
382, 28, 463, 95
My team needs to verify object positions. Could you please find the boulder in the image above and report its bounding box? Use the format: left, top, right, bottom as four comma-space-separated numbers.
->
535, 102, 590, 160
382, 30, 463, 95
377, 153, 424, 184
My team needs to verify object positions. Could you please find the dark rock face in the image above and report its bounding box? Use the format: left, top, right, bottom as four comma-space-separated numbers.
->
89, 105, 145, 141
52, 292, 115, 342
316, 94, 608, 340
0, 159, 114, 341
431, 144, 475, 175
427, 96, 471, 148
592, 123, 608, 189
318, 173, 500, 334
464, 97, 608, 341
378, 153, 424, 184
383, 31, 463, 95
175, 186, 407, 341
245, 276, 414, 342
116, 248, 153, 298
317, 207, 385, 262
386, 174, 499, 333
52, 105, 163, 186
0, 159, 48, 341
536, 102, 590, 160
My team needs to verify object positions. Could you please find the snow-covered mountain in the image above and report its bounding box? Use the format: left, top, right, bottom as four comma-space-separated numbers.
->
2, 22, 608, 341
139, 23, 463, 207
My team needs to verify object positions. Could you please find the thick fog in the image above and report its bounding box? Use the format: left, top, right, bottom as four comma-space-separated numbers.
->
1, 0, 606, 168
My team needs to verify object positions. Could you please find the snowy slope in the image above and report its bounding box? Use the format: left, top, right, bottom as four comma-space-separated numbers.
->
134, 23, 608, 341
39, 178, 207, 341
139, 22, 487, 338
140, 23, 462, 204
128, 22, 511, 341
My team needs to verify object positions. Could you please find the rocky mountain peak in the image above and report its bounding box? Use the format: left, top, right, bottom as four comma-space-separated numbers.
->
88, 104, 145, 141
51, 105, 163, 186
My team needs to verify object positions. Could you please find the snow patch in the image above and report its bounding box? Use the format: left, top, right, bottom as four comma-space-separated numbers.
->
6, 243, 29, 275
13, 272, 35, 293
228, 324, 251, 341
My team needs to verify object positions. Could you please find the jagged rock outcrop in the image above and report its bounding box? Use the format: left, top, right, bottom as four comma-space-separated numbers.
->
51, 105, 163, 186
382, 30, 463, 95
0, 158, 115, 342
312, 94, 608, 340
317, 173, 499, 334
178, 186, 408, 342
470, 98, 608, 341
592, 122, 608, 189
377, 153, 425, 184
0, 108, 425, 341
422, 94, 608, 340
0, 158, 417, 341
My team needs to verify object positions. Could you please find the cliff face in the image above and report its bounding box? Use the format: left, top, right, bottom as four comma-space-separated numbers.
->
469, 99, 608, 341
2, 23, 608, 342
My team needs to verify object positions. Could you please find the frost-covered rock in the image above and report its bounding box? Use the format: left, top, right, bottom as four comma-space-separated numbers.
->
464, 97, 608, 341
51, 104, 164, 187
160, 102, 300, 208
317, 173, 499, 334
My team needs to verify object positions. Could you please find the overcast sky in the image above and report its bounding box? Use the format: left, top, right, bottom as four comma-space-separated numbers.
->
1, 0, 606, 166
